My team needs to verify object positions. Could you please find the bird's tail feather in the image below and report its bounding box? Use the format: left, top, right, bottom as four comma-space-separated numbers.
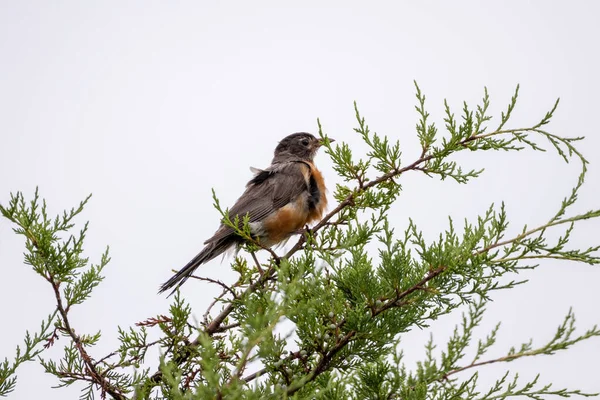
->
159, 240, 231, 296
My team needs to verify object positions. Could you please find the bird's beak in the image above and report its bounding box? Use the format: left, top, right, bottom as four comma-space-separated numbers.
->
318, 138, 335, 146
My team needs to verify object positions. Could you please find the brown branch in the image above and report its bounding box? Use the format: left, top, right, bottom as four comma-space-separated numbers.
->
242, 350, 303, 383
323, 219, 349, 228
286, 331, 357, 396
440, 354, 522, 381
183, 366, 202, 390
54, 370, 97, 384
49, 277, 126, 400
212, 322, 241, 334
250, 251, 264, 275
434, 345, 550, 384
200, 264, 279, 337
95, 339, 163, 374
475, 215, 584, 257
222, 310, 287, 394
27, 224, 126, 400
93, 351, 118, 368
374, 266, 446, 316
493, 254, 586, 264
242, 367, 267, 383
203, 288, 230, 325
189, 275, 238, 299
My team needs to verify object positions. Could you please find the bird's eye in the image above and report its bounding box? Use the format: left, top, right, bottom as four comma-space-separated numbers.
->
300, 138, 310, 146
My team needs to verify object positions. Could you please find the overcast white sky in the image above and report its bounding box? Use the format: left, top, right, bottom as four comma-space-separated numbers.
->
1, 1, 599, 399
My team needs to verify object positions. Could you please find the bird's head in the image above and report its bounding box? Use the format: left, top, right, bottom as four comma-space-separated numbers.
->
272, 132, 334, 163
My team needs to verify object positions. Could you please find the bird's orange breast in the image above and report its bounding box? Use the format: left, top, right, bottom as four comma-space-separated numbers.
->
262, 197, 309, 244
261, 161, 327, 245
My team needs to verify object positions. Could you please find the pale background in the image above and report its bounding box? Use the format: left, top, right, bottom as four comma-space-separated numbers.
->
1, 1, 599, 399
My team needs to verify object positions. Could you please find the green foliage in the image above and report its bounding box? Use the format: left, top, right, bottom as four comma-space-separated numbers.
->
2, 84, 599, 399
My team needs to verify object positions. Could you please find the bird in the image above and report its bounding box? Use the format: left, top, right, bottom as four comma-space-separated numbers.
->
159, 132, 332, 294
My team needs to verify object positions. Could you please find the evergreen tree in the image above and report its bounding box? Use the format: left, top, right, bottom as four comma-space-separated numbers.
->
2, 84, 599, 399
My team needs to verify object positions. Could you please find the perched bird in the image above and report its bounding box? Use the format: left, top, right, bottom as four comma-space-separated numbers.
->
159, 132, 332, 294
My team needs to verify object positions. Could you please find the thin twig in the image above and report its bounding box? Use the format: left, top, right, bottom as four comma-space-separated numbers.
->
242, 367, 267, 383
212, 322, 241, 334
203, 288, 229, 325
250, 251, 264, 275
48, 276, 126, 400
438, 349, 544, 381
479, 218, 583, 256
189, 275, 238, 299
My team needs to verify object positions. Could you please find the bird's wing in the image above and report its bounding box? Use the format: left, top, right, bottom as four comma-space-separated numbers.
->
204, 161, 310, 244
